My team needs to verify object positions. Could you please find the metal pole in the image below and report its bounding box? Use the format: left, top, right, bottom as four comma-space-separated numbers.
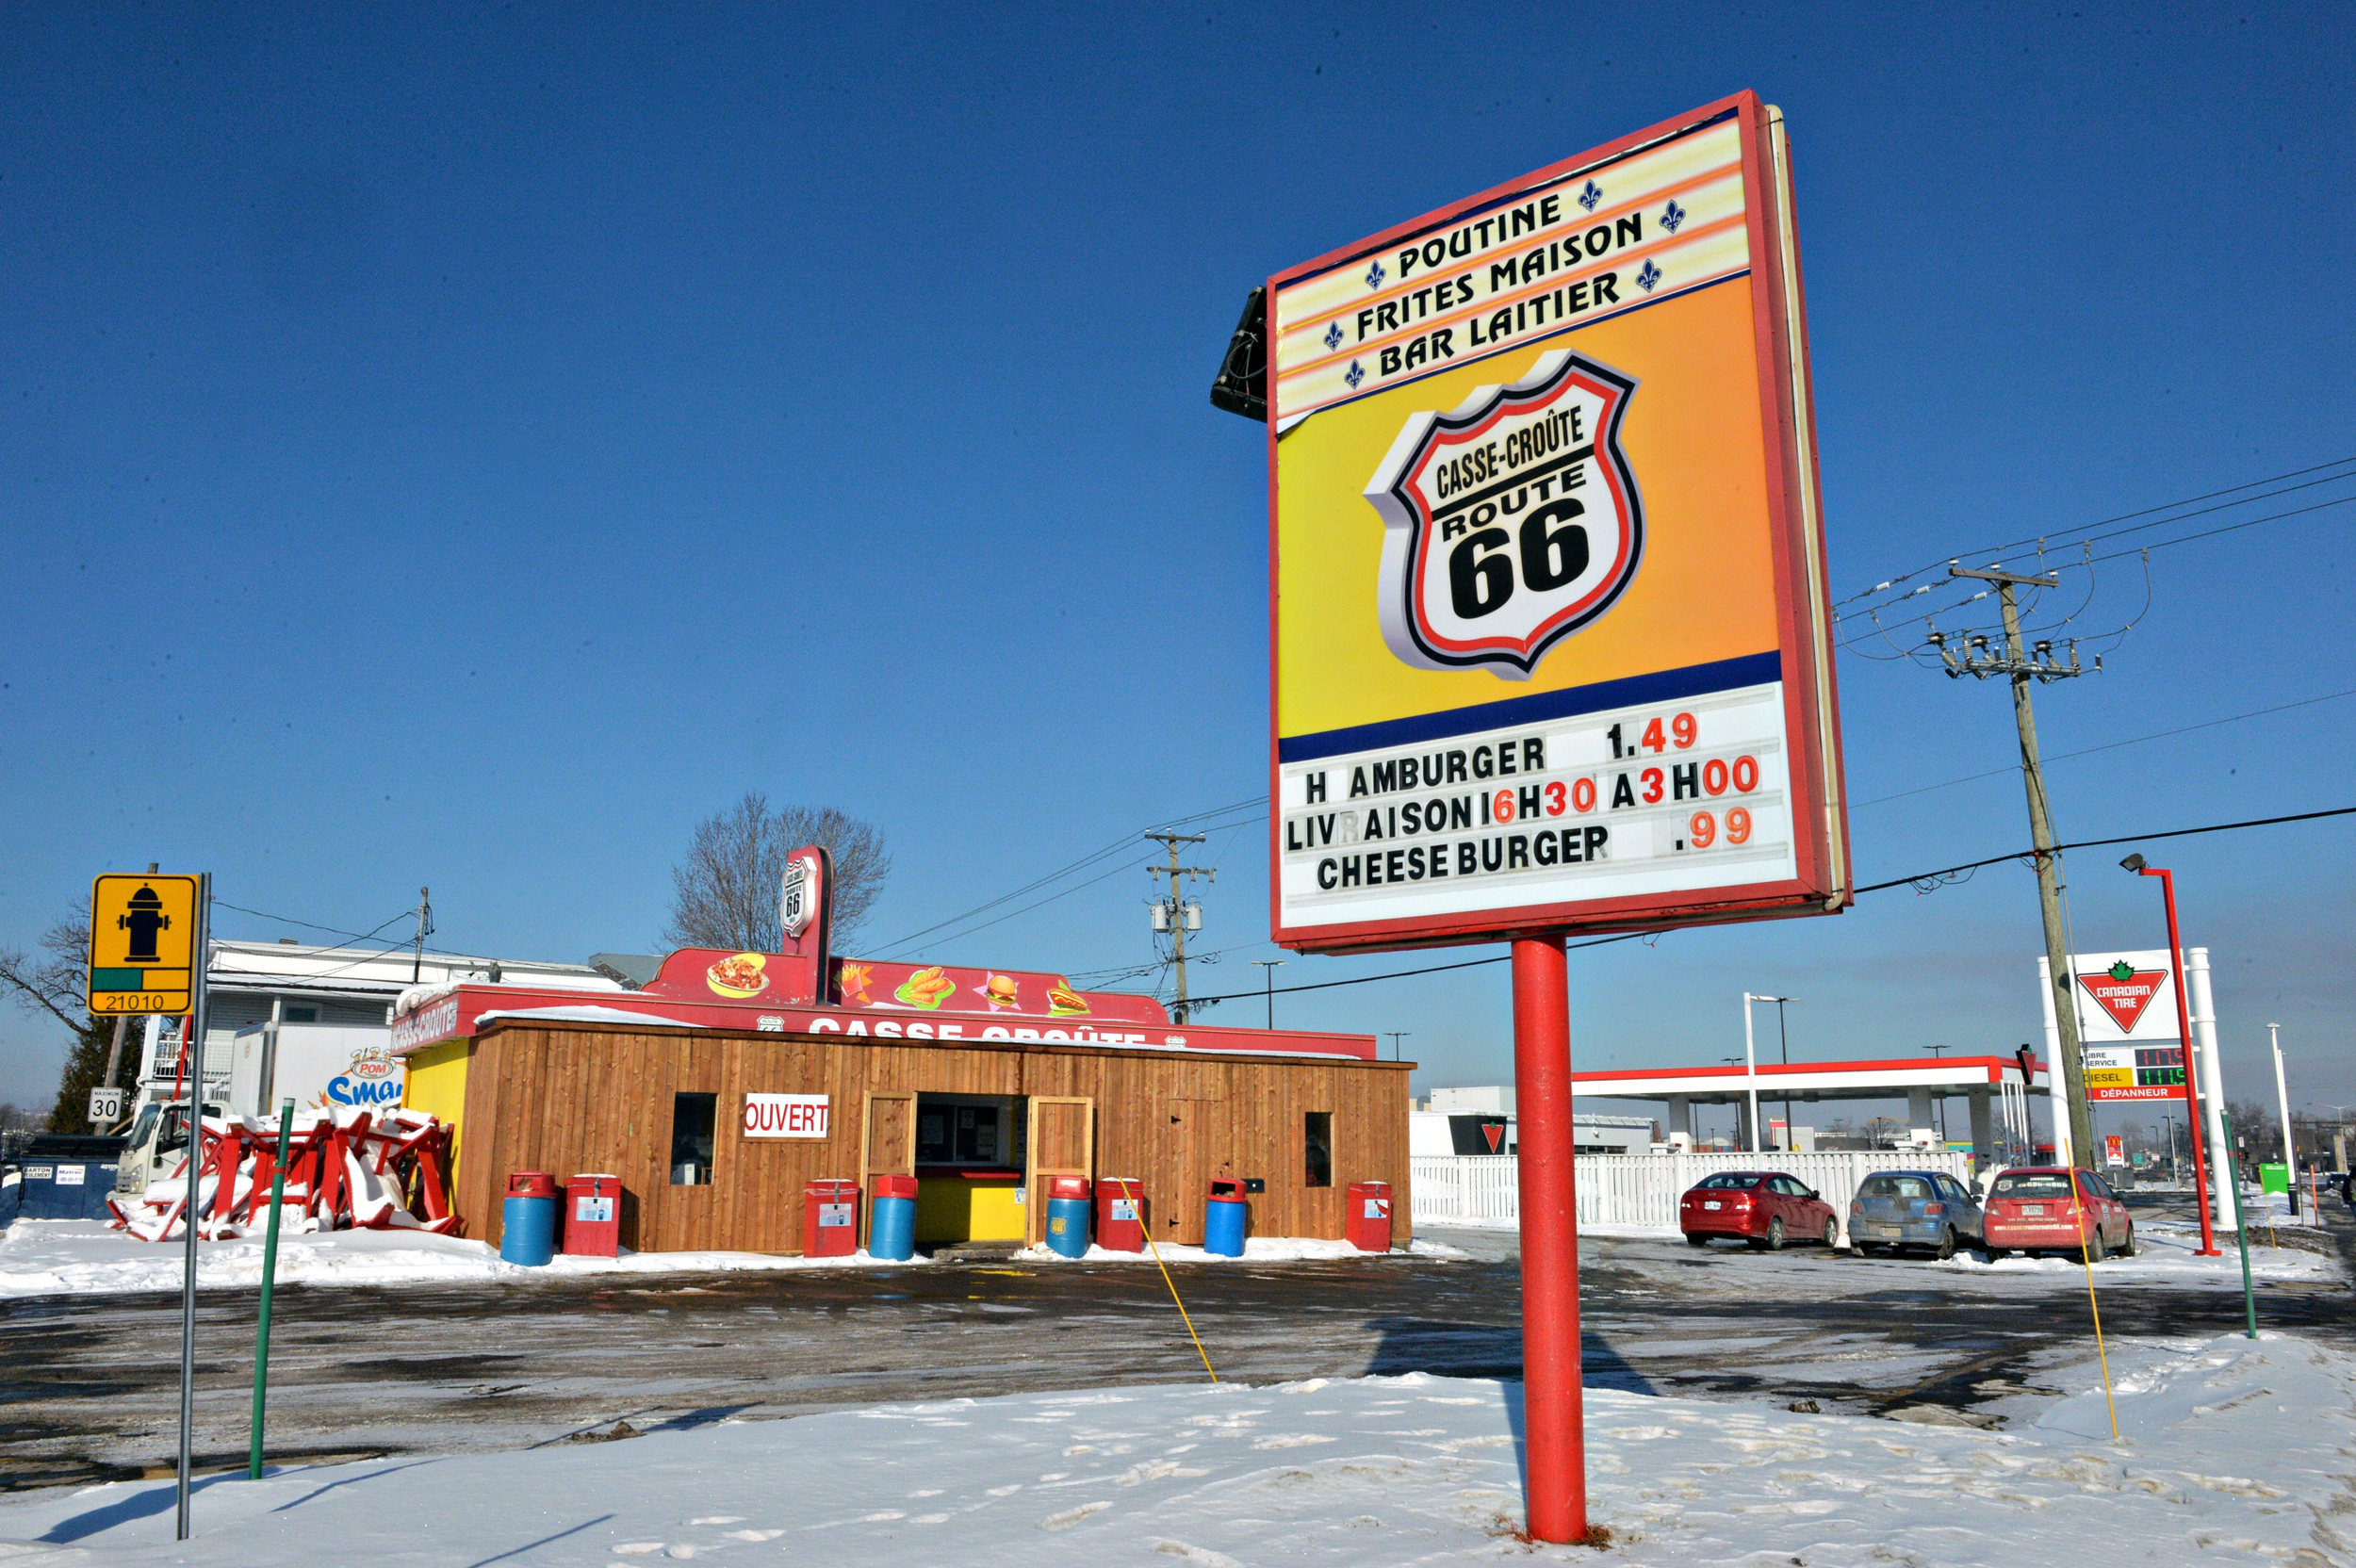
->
249, 1097, 294, 1478
2185, 946, 2233, 1241
176, 872, 211, 1539
1742, 994, 1760, 1153
2139, 868, 2219, 1254
1252, 960, 1284, 1031
2269, 1024, 2297, 1216
2219, 1111, 2258, 1339
1775, 997, 1793, 1149
1511, 934, 1586, 1544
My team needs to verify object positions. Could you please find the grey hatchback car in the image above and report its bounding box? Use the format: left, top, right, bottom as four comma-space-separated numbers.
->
1847, 1170, 1985, 1259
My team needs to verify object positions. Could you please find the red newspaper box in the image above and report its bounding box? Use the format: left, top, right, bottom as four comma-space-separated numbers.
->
805, 1178, 859, 1258
1347, 1180, 1394, 1252
1095, 1177, 1146, 1252
563, 1173, 621, 1257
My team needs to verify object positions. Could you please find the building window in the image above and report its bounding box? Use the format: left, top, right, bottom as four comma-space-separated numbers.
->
1304, 1112, 1333, 1188
671, 1093, 717, 1184
283, 1005, 319, 1023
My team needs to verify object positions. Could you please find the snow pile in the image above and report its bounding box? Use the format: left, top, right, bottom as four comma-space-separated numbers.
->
0, 1220, 933, 1298
1936, 1217, 2340, 1283
1, 1334, 2349, 1565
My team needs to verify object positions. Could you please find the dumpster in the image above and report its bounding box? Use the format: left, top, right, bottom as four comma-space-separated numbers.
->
1346, 1180, 1394, 1252
869, 1172, 918, 1261
1095, 1177, 1145, 1252
1044, 1175, 1092, 1259
8, 1136, 125, 1222
563, 1173, 621, 1257
500, 1170, 559, 1266
1203, 1178, 1247, 1257
805, 1178, 859, 1258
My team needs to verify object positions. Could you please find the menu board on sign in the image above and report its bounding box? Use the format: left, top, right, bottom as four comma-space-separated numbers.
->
1267, 92, 1848, 952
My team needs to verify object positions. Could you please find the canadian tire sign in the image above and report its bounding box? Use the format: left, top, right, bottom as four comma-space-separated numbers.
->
1366, 350, 1643, 679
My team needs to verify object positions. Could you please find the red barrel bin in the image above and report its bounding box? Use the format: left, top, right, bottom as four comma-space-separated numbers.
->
1095, 1177, 1146, 1252
563, 1173, 622, 1258
1347, 1180, 1394, 1252
805, 1178, 859, 1258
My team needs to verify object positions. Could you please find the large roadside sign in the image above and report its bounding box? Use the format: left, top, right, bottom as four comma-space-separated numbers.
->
1268, 91, 1848, 953
87, 874, 200, 1013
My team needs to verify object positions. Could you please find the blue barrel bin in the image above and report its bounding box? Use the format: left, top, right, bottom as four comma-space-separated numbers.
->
500, 1170, 559, 1266
1044, 1175, 1092, 1259
869, 1172, 918, 1262
1203, 1178, 1247, 1257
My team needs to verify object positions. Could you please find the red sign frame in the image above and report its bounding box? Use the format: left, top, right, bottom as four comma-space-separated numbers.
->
1266, 91, 1848, 954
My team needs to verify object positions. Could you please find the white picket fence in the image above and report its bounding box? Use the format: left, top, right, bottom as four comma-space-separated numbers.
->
1412, 1151, 1977, 1246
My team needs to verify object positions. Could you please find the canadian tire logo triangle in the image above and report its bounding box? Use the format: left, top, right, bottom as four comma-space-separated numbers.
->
1481, 1121, 1505, 1153
2077, 960, 2169, 1034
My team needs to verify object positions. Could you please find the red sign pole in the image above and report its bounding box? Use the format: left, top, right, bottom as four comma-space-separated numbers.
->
2139, 866, 2219, 1255
1511, 934, 1587, 1544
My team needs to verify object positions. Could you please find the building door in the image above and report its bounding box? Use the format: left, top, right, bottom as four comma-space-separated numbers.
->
859, 1090, 916, 1246
1023, 1096, 1093, 1248
1165, 1096, 1231, 1245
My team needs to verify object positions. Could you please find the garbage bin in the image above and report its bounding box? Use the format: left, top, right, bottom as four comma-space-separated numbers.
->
1203, 1178, 1247, 1257
563, 1173, 621, 1257
1044, 1175, 1092, 1259
1346, 1180, 1394, 1252
869, 1172, 918, 1261
1095, 1177, 1145, 1252
11, 1136, 124, 1221
501, 1171, 559, 1266
805, 1178, 859, 1258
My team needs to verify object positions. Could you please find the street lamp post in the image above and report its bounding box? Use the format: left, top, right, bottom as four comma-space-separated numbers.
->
1251, 960, 1285, 1032
1741, 994, 1785, 1154
2119, 854, 2220, 1255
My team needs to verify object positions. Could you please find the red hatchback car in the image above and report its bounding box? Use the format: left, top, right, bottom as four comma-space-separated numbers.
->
1981, 1167, 2136, 1259
1679, 1171, 1839, 1250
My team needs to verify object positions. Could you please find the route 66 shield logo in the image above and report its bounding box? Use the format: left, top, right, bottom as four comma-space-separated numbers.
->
1363, 350, 1643, 680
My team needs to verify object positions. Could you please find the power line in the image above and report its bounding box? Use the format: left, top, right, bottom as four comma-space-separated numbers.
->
211, 900, 417, 951
1853, 686, 2356, 808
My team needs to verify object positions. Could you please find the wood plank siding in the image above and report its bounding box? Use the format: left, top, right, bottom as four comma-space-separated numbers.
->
450, 1020, 1413, 1254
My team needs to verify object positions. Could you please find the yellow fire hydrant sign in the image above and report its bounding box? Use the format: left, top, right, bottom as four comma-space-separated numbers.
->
87, 874, 199, 1013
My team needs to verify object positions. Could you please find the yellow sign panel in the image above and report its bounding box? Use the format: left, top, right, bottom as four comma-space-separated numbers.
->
88, 874, 199, 1014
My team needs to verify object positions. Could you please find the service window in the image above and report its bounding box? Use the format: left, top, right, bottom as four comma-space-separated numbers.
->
1303, 1112, 1333, 1187
671, 1092, 717, 1185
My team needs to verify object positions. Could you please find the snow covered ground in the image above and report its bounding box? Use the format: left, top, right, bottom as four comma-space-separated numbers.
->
1, 1332, 2347, 1565
0, 1221, 1455, 1299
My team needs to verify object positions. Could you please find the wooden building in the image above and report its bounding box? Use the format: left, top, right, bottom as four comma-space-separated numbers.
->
450, 1014, 1414, 1254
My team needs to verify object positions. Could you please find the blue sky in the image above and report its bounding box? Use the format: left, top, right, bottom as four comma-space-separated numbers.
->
4, 4, 2351, 1136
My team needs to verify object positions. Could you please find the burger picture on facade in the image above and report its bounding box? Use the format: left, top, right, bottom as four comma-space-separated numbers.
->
705, 952, 769, 998
895, 966, 957, 1009
978, 972, 1022, 1009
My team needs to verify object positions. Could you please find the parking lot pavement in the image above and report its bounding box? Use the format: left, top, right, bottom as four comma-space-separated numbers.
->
4, 1225, 2347, 1495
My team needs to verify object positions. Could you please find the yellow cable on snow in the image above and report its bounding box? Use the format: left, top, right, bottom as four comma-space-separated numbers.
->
1120, 1178, 1217, 1382
2068, 1174, 2119, 1443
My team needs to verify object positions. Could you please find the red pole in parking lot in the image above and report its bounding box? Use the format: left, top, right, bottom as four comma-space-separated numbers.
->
2135, 862, 2219, 1256
1512, 934, 1587, 1544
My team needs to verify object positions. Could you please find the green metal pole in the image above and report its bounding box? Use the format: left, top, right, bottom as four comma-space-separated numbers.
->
2219, 1111, 2258, 1340
249, 1099, 295, 1478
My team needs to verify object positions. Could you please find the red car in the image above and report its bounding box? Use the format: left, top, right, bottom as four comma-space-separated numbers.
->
1981, 1167, 2136, 1259
1679, 1171, 1839, 1250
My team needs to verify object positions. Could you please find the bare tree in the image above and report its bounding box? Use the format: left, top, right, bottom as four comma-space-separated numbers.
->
663, 793, 891, 953
0, 902, 125, 1132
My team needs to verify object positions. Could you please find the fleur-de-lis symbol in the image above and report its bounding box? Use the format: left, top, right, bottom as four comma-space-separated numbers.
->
1323, 322, 1344, 351
1578, 180, 1604, 212
1365, 260, 1386, 289
1637, 259, 1663, 293
1661, 200, 1686, 234
1345, 360, 1366, 389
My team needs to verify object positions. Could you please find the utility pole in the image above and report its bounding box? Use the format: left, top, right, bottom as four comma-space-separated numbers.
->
1145, 835, 1214, 1024
1384, 1031, 1411, 1062
1931, 564, 2097, 1168
95, 860, 160, 1129
410, 887, 434, 984
1251, 959, 1285, 1030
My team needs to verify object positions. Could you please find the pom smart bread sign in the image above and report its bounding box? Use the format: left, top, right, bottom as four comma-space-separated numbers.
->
1268, 92, 1849, 951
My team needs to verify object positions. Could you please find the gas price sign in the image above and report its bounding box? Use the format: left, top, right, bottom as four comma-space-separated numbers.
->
1268, 92, 1848, 951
